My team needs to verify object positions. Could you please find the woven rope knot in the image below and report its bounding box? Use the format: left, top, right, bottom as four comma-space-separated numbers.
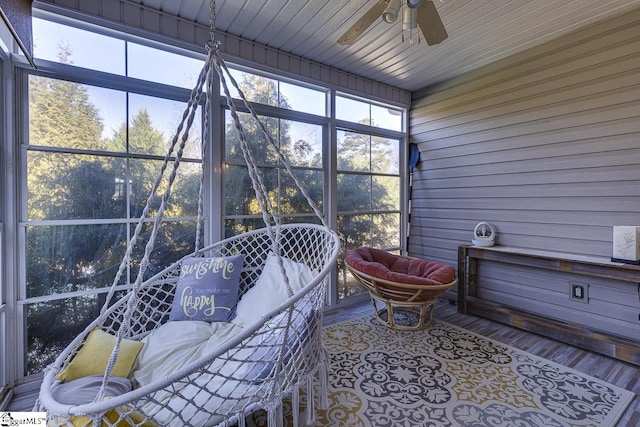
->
206, 40, 221, 53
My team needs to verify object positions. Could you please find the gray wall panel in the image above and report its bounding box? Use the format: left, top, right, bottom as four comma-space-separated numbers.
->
477, 262, 639, 339
410, 9, 640, 340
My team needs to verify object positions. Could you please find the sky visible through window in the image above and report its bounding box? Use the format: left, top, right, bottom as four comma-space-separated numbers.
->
33, 18, 203, 141
32, 16, 403, 142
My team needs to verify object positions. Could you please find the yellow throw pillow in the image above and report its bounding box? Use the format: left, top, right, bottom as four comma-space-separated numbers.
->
64, 409, 157, 427
57, 328, 144, 381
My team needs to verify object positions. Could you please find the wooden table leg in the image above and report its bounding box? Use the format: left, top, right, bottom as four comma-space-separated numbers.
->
468, 257, 478, 298
457, 246, 468, 313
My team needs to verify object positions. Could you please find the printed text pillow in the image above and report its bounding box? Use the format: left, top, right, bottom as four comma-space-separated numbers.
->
169, 254, 244, 322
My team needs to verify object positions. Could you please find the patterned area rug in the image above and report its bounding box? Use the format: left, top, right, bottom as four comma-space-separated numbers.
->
250, 315, 634, 426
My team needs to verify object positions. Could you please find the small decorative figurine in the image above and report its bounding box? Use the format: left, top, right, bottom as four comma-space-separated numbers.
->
472, 222, 496, 247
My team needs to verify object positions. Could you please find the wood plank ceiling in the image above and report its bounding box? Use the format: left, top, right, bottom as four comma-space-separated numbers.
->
104, 0, 640, 92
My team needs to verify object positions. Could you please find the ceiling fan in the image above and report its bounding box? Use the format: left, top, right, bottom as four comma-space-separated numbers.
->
337, 0, 447, 46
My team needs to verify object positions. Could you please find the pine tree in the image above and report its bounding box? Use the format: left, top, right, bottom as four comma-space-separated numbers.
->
25, 75, 200, 374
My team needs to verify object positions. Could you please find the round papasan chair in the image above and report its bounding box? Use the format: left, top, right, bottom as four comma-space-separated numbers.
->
345, 247, 458, 330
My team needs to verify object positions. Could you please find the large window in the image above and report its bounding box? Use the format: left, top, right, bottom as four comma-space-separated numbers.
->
221, 69, 327, 239
221, 68, 327, 117
224, 113, 325, 234
336, 94, 403, 131
0, 50, 6, 401
23, 20, 205, 375
9, 14, 406, 381
24, 76, 203, 375
33, 18, 203, 89
335, 95, 402, 299
222, 69, 327, 236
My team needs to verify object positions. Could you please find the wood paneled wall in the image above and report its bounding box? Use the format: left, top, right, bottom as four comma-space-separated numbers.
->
409, 8, 640, 340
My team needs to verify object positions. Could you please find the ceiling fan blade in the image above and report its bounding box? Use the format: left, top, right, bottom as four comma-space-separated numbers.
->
416, 0, 448, 45
337, 0, 390, 46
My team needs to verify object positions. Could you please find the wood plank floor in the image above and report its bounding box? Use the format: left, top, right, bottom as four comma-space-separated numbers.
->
7, 297, 639, 426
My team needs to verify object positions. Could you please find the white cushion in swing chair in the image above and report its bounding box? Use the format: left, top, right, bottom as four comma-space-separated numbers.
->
232, 254, 317, 327
133, 320, 241, 387
134, 254, 315, 385
134, 300, 318, 427
128, 255, 318, 425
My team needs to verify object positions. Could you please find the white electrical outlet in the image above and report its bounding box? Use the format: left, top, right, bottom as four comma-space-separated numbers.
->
570, 282, 589, 303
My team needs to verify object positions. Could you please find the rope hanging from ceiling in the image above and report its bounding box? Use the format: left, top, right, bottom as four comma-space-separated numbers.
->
36, 0, 340, 425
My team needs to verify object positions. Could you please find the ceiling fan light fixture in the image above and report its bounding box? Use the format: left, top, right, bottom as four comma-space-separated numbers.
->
382, 0, 402, 23
403, 5, 418, 30
406, 0, 424, 8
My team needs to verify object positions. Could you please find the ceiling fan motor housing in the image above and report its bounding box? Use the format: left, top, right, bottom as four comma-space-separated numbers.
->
337, 0, 447, 46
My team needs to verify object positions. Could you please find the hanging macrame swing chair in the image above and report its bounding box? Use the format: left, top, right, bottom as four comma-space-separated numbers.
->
36, 4, 340, 426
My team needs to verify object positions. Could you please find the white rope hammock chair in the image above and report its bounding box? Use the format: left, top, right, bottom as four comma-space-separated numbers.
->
35, 3, 340, 426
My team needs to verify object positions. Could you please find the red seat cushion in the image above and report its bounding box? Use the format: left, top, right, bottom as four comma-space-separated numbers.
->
345, 247, 455, 286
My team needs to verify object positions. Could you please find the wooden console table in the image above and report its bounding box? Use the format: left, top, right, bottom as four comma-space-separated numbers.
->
457, 244, 640, 366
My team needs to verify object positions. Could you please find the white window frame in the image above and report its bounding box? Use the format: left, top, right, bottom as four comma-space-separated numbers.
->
0, 50, 5, 405
2, 11, 408, 384
16, 61, 205, 378
330, 92, 406, 303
